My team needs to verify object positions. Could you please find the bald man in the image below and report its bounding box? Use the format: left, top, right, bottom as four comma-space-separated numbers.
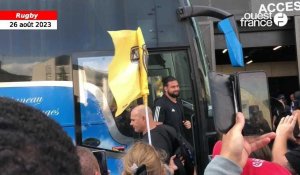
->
130, 105, 177, 162
76, 146, 101, 175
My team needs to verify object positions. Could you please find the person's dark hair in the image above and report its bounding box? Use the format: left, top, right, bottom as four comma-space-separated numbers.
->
293, 91, 300, 110
162, 76, 177, 87
277, 94, 286, 101
294, 91, 300, 100
0, 97, 81, 175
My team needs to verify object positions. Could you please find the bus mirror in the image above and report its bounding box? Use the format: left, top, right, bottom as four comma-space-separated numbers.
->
176, 6, 244, 67
177, 6, 232, 21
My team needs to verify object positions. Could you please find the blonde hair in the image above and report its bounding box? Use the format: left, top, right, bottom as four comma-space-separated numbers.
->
122, 142, 164, 175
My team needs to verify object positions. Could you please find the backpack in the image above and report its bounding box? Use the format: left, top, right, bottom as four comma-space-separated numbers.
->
160, 125, 195, 175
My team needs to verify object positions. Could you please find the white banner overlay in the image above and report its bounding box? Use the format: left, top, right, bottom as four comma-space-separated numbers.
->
0, 20, 57, 30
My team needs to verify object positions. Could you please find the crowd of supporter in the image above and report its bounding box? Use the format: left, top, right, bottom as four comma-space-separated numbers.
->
1, 88, 300, 175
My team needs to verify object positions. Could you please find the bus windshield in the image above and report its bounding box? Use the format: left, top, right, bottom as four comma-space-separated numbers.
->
0, 0, 189, 61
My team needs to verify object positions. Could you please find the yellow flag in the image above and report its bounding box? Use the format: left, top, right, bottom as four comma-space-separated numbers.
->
108, 27, 149, 117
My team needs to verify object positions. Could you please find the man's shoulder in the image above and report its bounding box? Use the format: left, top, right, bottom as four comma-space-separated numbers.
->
285, 146, 300, 174
146, 125, 172, 136
288, 145, 300, 152
286, 146, 300, 159
156, 124, 173, 129
154, 96, 168, 104
154, 95, 175, 109
156, 125, 177, 137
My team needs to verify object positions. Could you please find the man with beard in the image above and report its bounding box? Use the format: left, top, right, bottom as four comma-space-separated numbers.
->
153, 76, 191, 137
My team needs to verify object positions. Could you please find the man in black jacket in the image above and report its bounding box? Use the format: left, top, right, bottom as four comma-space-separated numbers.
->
130, 105, 176, 162
130, 105, 195, 175
153, 76, 191, 137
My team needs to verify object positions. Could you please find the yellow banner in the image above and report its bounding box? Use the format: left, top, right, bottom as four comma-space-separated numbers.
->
108, 27, 149, 117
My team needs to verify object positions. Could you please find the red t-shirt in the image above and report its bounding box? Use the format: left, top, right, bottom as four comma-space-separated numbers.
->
212, 141, 291, 175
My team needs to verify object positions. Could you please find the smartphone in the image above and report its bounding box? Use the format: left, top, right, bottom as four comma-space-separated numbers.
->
236, 71, 272, 135
209, 72, 236, 133
209, 71, 272, 135
93, 150, 109, 175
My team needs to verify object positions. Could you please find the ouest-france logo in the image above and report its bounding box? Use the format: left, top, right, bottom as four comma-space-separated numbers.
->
241, 2, 297, 27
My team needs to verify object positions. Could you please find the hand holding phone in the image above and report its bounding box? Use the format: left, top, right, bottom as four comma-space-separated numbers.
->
209, 71, 272, 135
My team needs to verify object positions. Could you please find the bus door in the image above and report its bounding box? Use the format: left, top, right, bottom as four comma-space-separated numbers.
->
147, 47, 217, 174
147, 49, 200, 167
147, 49, 195, 139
